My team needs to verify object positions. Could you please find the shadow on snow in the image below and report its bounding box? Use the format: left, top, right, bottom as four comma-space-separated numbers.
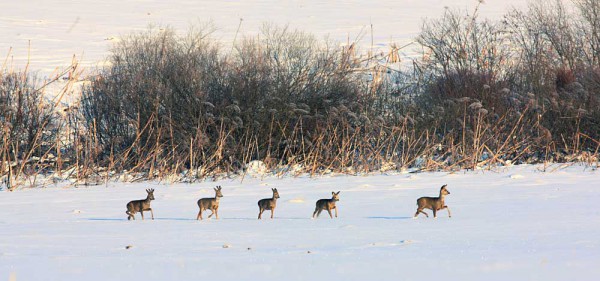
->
365, 216, 412, 220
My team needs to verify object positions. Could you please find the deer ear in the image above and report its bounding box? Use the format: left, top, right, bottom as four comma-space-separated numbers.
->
337, 191, 340, 194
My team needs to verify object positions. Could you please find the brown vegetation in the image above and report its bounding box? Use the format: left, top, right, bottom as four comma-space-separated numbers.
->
2, 1, 600, 189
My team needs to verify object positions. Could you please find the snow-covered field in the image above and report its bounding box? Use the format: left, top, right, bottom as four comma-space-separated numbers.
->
1, 164, 599, 280
1, 0, 532, 76
2, 1, 596, 280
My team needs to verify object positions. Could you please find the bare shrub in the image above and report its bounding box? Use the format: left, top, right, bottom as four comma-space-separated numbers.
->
416, 8, 509, 90
503, 0, 600, 158
0, 71, 60, 189
80, 24, 379, 178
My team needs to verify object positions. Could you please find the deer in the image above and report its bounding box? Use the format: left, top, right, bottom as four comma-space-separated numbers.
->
414, 184, 451, 218
258, 188, 280, 219
196, 186, 223, 220
313, 191, 340, 219
126, 188, 155, 220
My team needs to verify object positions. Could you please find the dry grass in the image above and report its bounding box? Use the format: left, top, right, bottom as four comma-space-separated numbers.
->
3, 1, 600, 188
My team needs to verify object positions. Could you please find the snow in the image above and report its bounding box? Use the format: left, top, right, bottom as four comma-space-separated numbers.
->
245, 160, 268, 176
1, 1, 595, 280
1, 164, 599, 280
1, 0, 532, 76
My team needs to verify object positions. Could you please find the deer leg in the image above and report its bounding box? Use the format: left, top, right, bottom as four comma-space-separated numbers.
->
312, 207, 319, 218
150, 208, 154, 220
432, 208, 437, 218
414, 209, 428, 218
327, 208, 333, 219
443, 205, 452, 218
208, 209, 215, 218
197, 209, 203, 220
316, 209, 323, 218
258, 208, 264, 219
270, 209, 274, 219
334, 206, 338, 218
140, 210, 145, 220
215, 207, 219, 220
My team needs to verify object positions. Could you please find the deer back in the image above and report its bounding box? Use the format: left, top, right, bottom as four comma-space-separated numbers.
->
316, 191, 340, 210
198, 186, 223, 210
258, 188, 279, 209
417, 185, 449, 210
128, 188, 155, 212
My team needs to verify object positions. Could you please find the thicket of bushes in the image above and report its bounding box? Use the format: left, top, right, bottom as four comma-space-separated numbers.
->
80, 25, 381, 179
0, 72, 59, 189
2, 0, 599, 188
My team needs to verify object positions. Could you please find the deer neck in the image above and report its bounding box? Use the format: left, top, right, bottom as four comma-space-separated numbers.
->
438, 193, 446, 204
215, 195, 220, 202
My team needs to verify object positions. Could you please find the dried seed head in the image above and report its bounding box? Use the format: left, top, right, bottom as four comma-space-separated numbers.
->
469, 102, 482, 110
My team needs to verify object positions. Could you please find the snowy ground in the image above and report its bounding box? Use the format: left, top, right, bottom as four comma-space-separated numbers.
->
1, 1, 595, 280
1, 164, 599, 280
1, 0, 533, 76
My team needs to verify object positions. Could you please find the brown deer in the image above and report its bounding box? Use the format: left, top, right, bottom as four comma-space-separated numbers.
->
196, 186, 223, 220
258, 188, 280, 219
313, 191, 340, 219
414, 184, 451, 218
126, 188, 155, 220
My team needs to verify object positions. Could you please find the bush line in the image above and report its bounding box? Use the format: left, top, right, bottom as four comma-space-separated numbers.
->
2, 1, 600, 188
